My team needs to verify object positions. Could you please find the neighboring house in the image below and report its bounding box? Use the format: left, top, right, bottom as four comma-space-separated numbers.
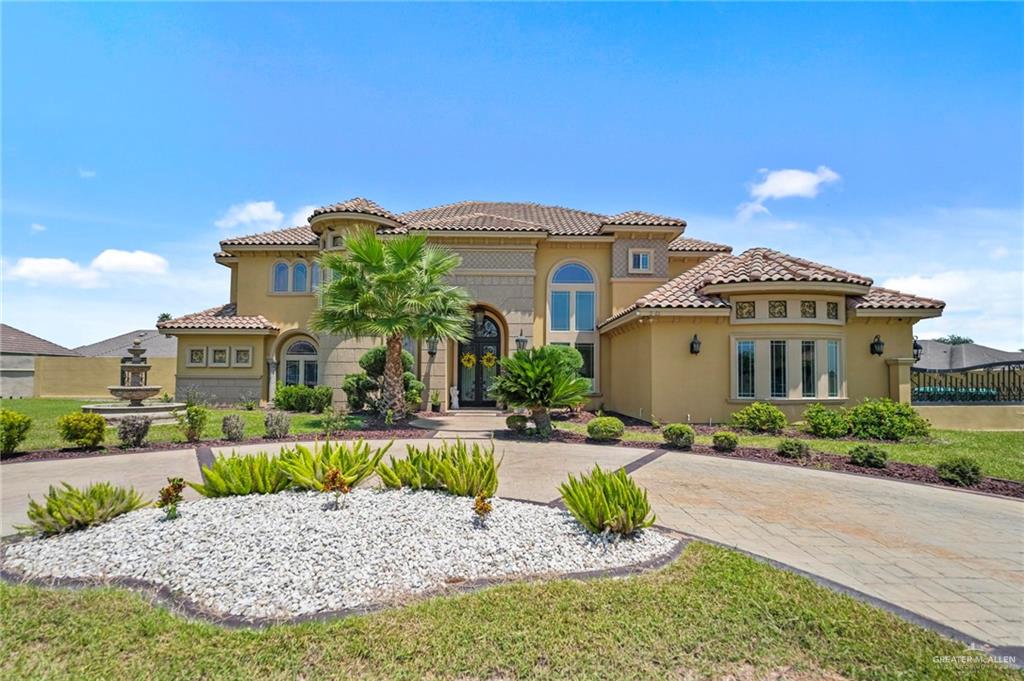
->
158, 197, 944, 422
915, 339, 1024, 373
912, 339, 1023, 407
70, 329, 178, 397
0, 324, 80, 398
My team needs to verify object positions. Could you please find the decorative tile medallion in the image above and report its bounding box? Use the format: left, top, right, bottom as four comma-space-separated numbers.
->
768, 300, 788, 318
827, 301, 839, 320
735, 301, 755, 319
801, 300, 817, 318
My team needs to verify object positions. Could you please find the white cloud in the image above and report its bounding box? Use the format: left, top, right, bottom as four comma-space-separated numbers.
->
7, 257, 102, 288
737, 165, 840, 221
78, 167, 97, 179
90, 249, 169, 275
30, 223, 46, 233
288, 204, 317, 227
990, 245, 1009, 260
214, 201, 284, 230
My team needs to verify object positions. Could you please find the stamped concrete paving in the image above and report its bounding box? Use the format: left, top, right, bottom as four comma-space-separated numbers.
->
2, 437, 1021, 651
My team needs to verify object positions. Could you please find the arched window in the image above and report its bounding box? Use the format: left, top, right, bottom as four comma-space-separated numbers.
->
548, 262, 598, 390
292, 262, 308, 292
283, 339, 318, 387
273, 262, 289, 292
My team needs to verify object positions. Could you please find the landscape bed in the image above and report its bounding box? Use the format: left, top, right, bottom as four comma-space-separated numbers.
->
1, 489, 678, 622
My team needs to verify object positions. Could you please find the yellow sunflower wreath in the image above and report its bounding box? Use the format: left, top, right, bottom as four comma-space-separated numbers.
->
460, 352, 477, 368
480, 351, 498, 369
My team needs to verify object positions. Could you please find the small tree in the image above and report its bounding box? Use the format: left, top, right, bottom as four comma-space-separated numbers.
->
488, 346, 591, 438
312, 231, 473, 417
157, 312, 172, 323
934, 334, 973, 345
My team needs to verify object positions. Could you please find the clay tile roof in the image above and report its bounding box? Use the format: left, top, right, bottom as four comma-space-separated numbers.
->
399, 201, 607, 236
0, 324, 80, 356
310, 197, 403, 223
848, 287, 945, 310
601, 254, 734, 327
156, 304, 278, 331
703, 248, 873, 287
220, 225, 318, 247
602, 210, 687, 228
668, 236, 733, 253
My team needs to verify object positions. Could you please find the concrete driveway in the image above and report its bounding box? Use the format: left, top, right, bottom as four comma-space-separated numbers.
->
2, 437, 1021, 653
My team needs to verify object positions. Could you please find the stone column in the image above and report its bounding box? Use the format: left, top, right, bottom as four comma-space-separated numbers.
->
886, 358, 916, 404
267, 359, 278, 401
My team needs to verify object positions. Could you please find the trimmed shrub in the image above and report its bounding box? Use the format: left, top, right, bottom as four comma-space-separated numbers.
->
663, 423, 695, 449
279, 439, 391, 492
936, 456, 983, 487
376, 440, 500, 498
274, 384, 313, 412
56, 412, 106, 448
189, 452, 290, 497
587, 416, 625, 441
17, 482, 147, 536
802, 403, 850, 439
506, 414, 528, 433
776, 438, 809, 459
175, 405, 209, 442
342, 373, 376, 411
848, 444, 888, 468
847, 398, 930, 441
221, 414, 245, 442
1, 409, 32, 455
310, 386, 333, 413
359, 345, 415, 377
712, 431, 739, 452
264, 411, 291, 439
730, 402, 787, 434
117, 415, 152, 448
559, 465, 655, 536
404, 372, 426, 411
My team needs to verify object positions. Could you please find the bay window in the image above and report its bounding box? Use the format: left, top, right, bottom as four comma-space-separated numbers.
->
734, 337, 843, 400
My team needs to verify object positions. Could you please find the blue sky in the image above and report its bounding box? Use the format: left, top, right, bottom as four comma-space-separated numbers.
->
3, 3, 1022, 349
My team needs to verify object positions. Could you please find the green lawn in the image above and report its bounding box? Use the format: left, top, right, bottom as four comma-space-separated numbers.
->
1, 542, 1013, 680
556, 421, 1024, 482
0, 398, 364, 453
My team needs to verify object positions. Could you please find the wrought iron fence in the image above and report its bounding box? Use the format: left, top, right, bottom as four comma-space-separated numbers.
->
912, 364, 1024, 404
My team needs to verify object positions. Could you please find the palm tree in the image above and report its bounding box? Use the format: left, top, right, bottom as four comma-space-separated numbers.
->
489, 346, 591, 438
311, 230, 473, 416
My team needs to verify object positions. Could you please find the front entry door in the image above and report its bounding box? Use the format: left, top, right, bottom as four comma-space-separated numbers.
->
457, 315, 500, 407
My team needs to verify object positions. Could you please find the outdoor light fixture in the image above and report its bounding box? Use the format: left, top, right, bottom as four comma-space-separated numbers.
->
912, 336, 923, 362
689, 334, 702, 355
426, 337, 438, 357
474, 308, 485, 330
870, 335, 885, 356
515, 329, 528, 352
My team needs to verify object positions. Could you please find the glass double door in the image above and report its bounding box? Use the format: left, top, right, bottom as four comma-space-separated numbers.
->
457, 316, 500, 407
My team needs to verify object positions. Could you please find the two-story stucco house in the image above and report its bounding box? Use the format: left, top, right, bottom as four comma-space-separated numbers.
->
158, 197, 944, 423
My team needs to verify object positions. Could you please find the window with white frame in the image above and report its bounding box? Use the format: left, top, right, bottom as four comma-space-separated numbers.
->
271, 260, 318, 294
733, 337, 843, 400
273, 262, 289, 292
736, 340, 755, 398
549, 262, 598, 390
628, 248, 653, 274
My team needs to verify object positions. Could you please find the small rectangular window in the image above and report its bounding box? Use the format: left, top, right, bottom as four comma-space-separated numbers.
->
628, 249, 652, 273
575, 291, 595, 331
550, 291, 570, 331
801, 341, 816, 397
576, 343, 595, 390
737, 340, 755, 398
827, 340, 840, 397
770, 340, 787, 398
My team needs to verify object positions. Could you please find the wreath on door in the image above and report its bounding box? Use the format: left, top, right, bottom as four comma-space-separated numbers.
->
460, 352, 477, 368
480, 351, 498, 369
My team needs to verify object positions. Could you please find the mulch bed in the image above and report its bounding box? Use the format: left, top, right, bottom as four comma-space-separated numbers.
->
0, 427, 428, 465
497, 428, 1024, 500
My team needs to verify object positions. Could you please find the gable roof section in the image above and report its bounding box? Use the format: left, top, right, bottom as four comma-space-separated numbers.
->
74, 329, 178, 358
602, 210, 687, 228
220, 225, 318, 248
0, 324, 79, 356
157, 304, 278, 331
310, 197, 404, 223
399, 201, 608, 236
668, 236, 733, 253
702, 248, 873, 287
847, 287, 945, 311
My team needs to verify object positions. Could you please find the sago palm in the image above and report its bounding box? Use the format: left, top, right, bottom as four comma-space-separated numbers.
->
311, 230, 473, 416
488, 345, 591, 437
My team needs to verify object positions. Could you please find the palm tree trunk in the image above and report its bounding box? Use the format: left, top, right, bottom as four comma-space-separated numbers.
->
531, 407, 552, 439
382, 335, 406, 417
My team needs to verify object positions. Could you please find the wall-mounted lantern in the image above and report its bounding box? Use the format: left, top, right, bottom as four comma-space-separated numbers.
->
515, 329, 528, 352
912, 336, 923, 362
473, 308, 485, 331
689, 334, 702, 355
870, 335, 885, 356
426, 337, 438, 357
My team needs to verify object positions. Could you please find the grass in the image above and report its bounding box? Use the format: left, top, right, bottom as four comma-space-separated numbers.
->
556, 421, 1024, 482
1, 542, 1015, 680
0, 398, 365, 453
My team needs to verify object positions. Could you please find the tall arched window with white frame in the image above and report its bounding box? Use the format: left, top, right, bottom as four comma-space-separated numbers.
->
292, 262, 308, 292
548, 262, 598, 391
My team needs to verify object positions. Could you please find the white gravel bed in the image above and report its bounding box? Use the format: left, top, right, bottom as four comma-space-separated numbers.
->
2, 489, 676, 620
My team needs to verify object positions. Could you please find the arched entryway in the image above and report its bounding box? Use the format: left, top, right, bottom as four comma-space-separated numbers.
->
282, 339, 319, 387
456, 310, 502, 407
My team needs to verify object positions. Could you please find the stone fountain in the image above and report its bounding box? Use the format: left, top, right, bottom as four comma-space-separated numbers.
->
83, 337, 185, 420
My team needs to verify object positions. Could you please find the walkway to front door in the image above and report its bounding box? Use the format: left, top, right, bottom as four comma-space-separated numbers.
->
456, 313, 501, 407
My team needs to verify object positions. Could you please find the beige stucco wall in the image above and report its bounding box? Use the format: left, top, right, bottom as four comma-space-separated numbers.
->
606, 322, 652, 419
914, 405, 1024, 431
532, 241, 612, 346
233, 253, 318, 332
33, 356, 177, 398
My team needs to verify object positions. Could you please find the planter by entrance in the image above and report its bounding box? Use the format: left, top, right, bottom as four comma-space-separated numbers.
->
456, 312, 501, 407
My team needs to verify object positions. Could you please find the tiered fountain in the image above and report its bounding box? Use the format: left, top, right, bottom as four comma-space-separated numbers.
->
83, 337, 185, 420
